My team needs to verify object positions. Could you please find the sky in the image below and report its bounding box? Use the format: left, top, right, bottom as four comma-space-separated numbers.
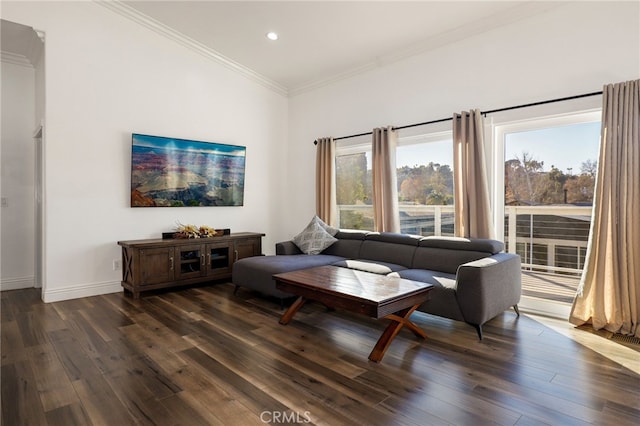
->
504, 121, 600, 174
396, 139, 452, 169
394, 121, 601, 175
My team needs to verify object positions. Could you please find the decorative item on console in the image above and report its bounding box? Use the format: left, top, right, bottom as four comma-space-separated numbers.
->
164, 222, 230, 239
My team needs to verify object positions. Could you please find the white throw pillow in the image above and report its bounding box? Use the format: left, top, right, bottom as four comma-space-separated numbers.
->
293, 217, 338, 255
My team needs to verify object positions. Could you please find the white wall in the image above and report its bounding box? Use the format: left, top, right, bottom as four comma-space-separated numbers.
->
2, 1, 288, 301
1, 60, 36, 290
286, 1, 640, 235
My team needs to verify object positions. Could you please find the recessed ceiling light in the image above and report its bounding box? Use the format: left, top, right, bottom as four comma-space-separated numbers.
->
266, 32, 279, 41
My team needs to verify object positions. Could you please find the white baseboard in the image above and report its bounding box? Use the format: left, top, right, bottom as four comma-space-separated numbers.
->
42, 280, 122, 303
0, 276, 35, 291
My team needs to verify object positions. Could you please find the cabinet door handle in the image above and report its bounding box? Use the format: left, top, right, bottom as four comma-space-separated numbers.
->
169, 256, 174, 270
201, 254, 205, 266
234, 249, 238, 262
207, 253, 211, 264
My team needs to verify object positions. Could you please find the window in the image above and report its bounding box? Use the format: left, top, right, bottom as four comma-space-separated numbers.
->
335, 144, 373, 230
494, 110, 600, 313
335, 131, 454, 235
396, 132, 454, 236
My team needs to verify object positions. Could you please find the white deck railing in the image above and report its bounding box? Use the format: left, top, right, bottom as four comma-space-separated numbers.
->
504, 206, 591, 275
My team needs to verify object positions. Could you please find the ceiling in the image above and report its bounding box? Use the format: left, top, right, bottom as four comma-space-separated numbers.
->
121, 1, 560, 95
2, 1, 562, 95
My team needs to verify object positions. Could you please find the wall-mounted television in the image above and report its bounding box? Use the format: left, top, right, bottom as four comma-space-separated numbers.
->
130, 133, 246, 207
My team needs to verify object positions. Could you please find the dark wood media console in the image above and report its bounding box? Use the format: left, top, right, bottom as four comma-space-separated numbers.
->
118, 232, 264, 298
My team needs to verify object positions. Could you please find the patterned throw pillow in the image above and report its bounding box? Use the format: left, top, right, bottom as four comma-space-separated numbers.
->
293, 217, 338, 255
314, 215, 339, 236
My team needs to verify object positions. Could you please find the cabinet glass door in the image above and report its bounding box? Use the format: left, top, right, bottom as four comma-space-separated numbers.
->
177, 244, 204, 279
206, 243, 232, 276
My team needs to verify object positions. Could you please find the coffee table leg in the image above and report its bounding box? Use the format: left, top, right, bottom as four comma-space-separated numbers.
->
368, 304, 426, 363
385, 313, 427, 339
279, 296, 306, 325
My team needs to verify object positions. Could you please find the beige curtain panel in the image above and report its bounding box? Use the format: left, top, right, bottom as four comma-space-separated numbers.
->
570, 79, 640, 338
372, 127, 400, 233
315, 137, 337, 226
453, 110, 494, 239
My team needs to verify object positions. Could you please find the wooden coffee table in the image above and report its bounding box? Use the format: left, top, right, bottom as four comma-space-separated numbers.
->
273, 265, 433, 362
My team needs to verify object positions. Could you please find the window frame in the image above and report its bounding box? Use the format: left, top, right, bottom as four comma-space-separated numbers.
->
396, 130, 453, 150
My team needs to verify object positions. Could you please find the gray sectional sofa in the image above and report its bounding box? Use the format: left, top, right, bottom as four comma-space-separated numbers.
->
232, 230, 521, 339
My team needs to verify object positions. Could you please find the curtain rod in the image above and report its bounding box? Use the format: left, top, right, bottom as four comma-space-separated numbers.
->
313, 90, 603, 145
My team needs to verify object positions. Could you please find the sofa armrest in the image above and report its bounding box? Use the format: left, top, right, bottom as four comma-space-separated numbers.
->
276, 241, 303, 255
455, 253, 521, 325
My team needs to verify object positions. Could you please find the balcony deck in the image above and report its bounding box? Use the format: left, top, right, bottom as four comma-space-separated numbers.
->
521, 270, 580, 304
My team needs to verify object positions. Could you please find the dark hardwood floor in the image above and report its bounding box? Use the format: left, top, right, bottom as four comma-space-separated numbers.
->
2, 284, 639, 425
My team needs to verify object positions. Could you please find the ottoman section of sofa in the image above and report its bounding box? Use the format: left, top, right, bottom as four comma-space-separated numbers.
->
232, 254, 346, 299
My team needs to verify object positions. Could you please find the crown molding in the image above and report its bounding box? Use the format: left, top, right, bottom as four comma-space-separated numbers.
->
0, 19, 43, 67
1, 51, 33, 68
25, 28, 44, 67
94, 0, 288, 97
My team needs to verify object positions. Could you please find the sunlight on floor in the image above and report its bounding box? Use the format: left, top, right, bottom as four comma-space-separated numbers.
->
528, 313, 639, 374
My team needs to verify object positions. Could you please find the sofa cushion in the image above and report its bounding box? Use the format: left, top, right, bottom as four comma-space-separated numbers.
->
389, 269, 457, 288
332, 259, 406, 275
359, 232, 420, 268
366, 232, 422, 246
293, 217, 338, 254
412, 246, 491, 274
420, 236, 504, 254
321, 230, 368, 258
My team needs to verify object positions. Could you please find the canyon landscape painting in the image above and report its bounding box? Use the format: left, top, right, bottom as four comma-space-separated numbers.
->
130, 133, 246, 207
